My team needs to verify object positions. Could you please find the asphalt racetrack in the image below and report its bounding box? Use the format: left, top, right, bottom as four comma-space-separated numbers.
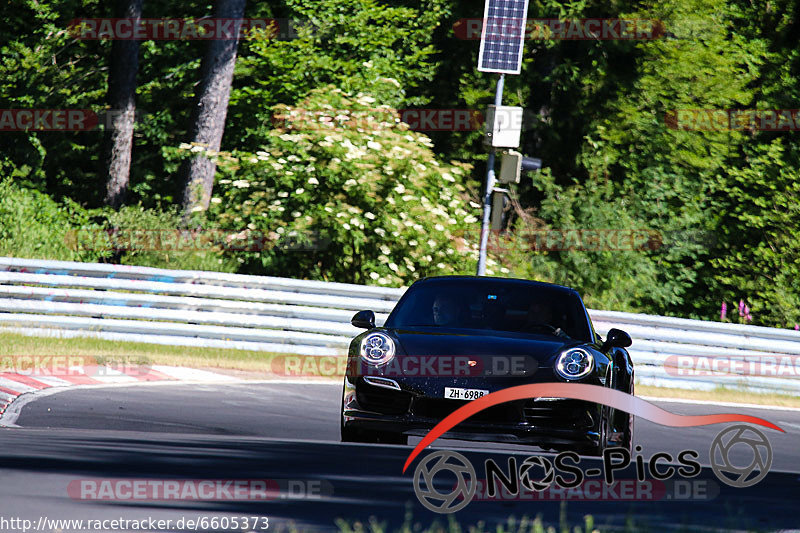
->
1, 381, 799, 531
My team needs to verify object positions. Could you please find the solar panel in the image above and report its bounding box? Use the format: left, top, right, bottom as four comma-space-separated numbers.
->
477, 0, 530, 74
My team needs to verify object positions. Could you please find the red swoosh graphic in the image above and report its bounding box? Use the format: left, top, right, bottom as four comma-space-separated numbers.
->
402, 383, 783, 473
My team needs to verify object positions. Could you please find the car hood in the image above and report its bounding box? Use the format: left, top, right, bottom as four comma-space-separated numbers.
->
390, 327, 582, 366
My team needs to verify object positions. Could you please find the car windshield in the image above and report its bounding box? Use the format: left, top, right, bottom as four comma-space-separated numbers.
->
385, 278, 593, 341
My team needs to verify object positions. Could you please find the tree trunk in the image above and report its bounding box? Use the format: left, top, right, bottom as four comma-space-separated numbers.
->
102, 0, 143, 209
180, 0, 247, 219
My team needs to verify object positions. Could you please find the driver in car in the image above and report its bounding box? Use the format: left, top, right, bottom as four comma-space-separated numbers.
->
523, 301, 567, 336
432, 294, 459, 326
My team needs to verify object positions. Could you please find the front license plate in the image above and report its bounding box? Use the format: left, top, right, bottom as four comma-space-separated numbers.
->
444, 387, 489, 401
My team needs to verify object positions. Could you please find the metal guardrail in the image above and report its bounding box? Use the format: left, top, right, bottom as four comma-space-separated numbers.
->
0, 257, 798, 394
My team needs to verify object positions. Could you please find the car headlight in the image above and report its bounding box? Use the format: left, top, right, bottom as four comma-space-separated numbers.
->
555, 348, 594, 380
360, 332, 396, 366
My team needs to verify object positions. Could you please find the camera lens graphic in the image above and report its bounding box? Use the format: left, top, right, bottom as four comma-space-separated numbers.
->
709, 424, 772, 488
413, 450, 477, 513
519, 456, 555, 492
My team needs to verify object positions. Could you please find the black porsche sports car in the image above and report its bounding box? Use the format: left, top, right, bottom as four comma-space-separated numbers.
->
340, 276, 634, 455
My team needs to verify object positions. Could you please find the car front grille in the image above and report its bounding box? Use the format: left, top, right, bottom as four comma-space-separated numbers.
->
411, 398, 522, 424
356, 382, 412, 415
522, 399, 595, 429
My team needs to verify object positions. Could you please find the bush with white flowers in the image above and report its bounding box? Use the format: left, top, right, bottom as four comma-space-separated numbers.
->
205, 87, 479, 285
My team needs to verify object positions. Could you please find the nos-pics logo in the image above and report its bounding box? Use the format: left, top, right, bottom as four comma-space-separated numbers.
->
413, 424, 772, 514
413, 450, 477, 513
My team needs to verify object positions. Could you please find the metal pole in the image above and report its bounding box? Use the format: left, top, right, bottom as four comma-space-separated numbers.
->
476, 73, 505, 276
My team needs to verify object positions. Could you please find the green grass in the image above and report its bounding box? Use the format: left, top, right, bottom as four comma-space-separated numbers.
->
637, 384, 800, 408
336, 505, 602, 533
335, 501, 774, 532
0, 331, 289, 376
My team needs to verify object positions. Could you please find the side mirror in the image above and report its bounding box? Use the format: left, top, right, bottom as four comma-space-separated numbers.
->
604, 328, 632, 349
351, 310, 376, 329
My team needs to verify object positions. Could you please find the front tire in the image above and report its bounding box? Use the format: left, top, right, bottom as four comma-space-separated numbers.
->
340, 423, 368, 442
580, 409, 609, 457
340, 383, 407, 444
619, 412, 633, 453
341, 418, 407, 445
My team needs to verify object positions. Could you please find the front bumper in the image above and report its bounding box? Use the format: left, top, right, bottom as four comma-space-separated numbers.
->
341, 375, 603, 447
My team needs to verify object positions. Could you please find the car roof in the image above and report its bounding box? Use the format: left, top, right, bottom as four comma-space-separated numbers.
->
412, 275, 581, 297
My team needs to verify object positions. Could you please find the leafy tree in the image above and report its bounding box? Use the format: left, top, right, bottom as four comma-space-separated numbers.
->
180, 0, 248, 217
102, 0, 144, 208
0, 0, 110, 201
227, 0, 443, 152
199, 87, 478, 284
703, 0, 800, 327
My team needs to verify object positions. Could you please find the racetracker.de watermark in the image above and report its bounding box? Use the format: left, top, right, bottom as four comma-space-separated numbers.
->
64, 228, 331, 253
272, 108, 487, 132
0, 355, 154, 378
459, 228, 662, 252
666, 355, 800, 377
0, 109, 98, 131
69, 479, 280, 501
472, 477, 715, 502
272, 354, 537, 378
0, 109, 155, 132
666, 109, 800, 131
453, 18, 665, 40
458, 228, 715, 253
67, 18, 302, 40
522, 228, 661, 252
68, 478, 330, 502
